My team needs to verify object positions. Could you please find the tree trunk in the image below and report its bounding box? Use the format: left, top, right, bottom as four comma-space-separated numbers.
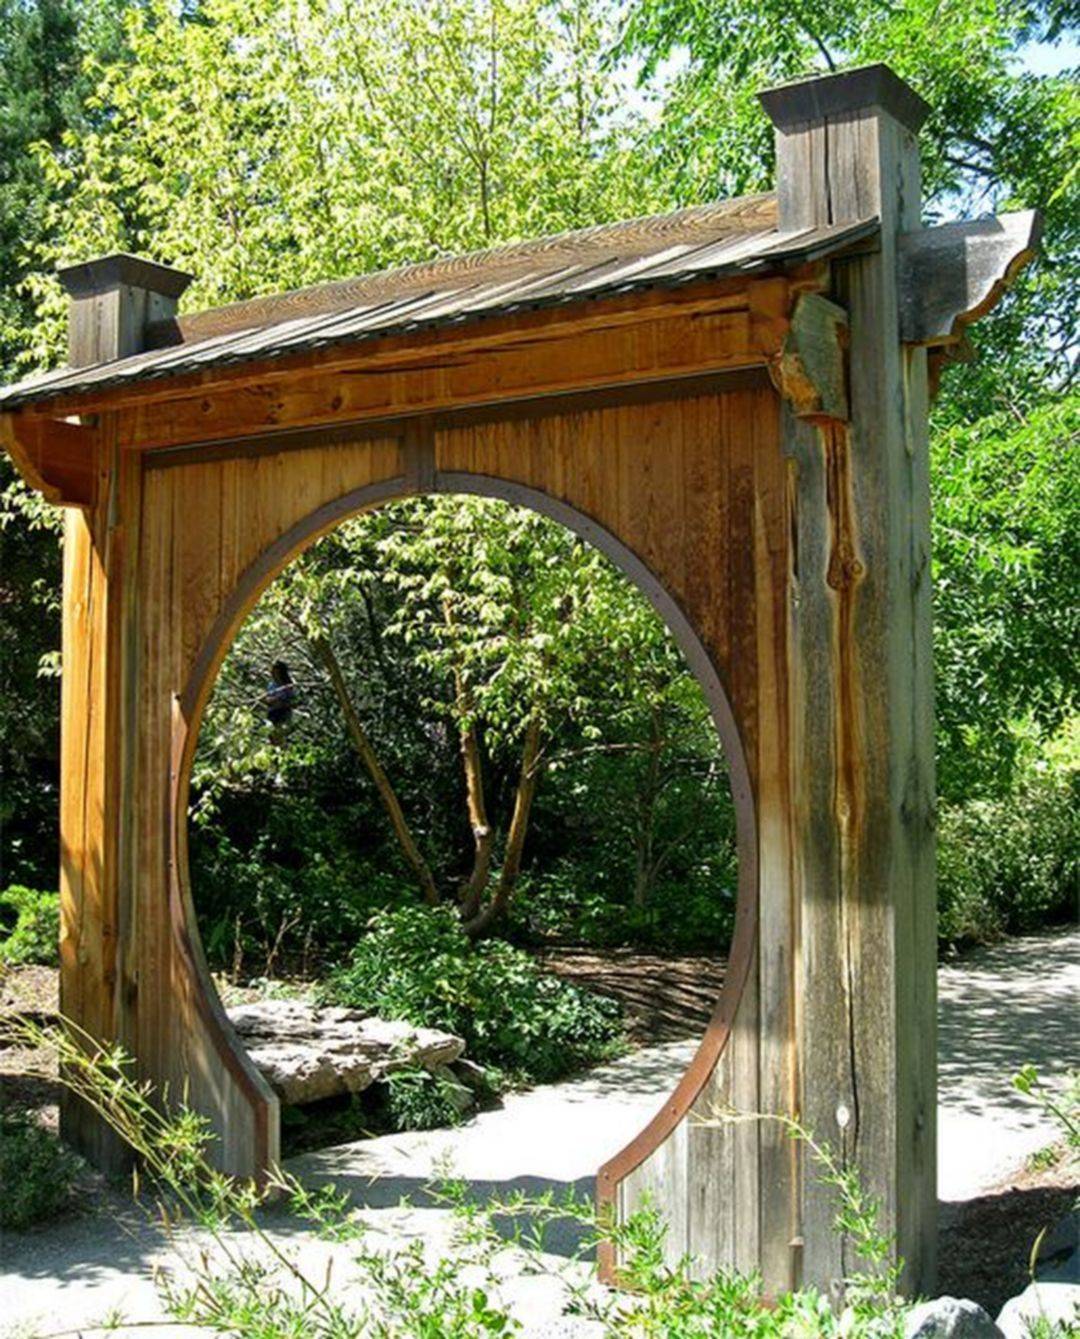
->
632, 707, 664, 909
309, 630, 440, 907
463, 713, 543, 937
443, 594, 494, 921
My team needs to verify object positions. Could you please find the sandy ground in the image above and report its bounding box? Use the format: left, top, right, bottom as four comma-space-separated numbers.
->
1, 929, 1076, 1336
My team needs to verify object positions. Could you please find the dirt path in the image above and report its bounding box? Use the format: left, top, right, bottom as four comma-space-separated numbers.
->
936, 927, 1078, 1199
540, 946, 723, 1043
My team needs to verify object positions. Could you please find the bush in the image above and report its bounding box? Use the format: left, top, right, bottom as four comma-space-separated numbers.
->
322, 905, 624, 1085
0, 885, 59, 965
938, 768, 1077, 946
0, 1108, 79, 1229
384, 1066, 468, 1131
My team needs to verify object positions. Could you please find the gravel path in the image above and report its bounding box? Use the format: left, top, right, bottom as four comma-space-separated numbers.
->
1, 929, 1076, 1336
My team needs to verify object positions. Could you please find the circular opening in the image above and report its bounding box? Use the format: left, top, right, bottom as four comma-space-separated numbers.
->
177, 482, 755, 1176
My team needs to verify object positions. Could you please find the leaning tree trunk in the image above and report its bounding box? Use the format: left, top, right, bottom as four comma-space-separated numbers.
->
443, 594, 495, 922
463, 713, 543, 937
309, 630, 441, 907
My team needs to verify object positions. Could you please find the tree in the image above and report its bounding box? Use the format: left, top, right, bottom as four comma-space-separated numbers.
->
0, 0, 137, 377
195, 496, 728, 938
19, 0, 655, 362
620, 0, 1079, 800
0, 0, 137, 884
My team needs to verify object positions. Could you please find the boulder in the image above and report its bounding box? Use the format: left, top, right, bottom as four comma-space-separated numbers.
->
904, 1297, 1003, 1338
227, 999, 465, 1105
1034, 1209, 1079, 1284
452, 1058, 491, 1092
996, 1281, 1080, 1338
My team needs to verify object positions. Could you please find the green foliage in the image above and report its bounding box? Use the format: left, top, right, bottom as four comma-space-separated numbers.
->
3, 1012, 912, 1335
937, 762, 1077, 945
384, 1066, 469, 1132
0, 1107, 78, 1229
0, 462, 62, 888
323, 904, 624, 1084
192, 494, 735, 960
1013, 1064, 1080, 1159
0, 884, 59, 964
932, 396, 1080, 804
18, 0, 653, 365
191, 794, 404, 976
0, 0, 137, 379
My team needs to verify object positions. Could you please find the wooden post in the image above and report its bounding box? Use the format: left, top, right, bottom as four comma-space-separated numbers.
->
58, 255, 191, 1169
759, 66, 937, 1296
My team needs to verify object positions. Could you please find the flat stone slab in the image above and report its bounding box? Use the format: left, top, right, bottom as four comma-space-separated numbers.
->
226, 999, 464, 1105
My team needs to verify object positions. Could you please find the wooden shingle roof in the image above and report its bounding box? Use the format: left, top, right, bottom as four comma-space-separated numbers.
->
0, 194, 878, 409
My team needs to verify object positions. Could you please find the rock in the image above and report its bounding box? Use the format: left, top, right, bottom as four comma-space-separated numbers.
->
430, 1063, 474, 1116
996, 1281, 1080, 1338
451, 1058, 490, 1091
904, 1297, 1003, 1338
1035, 1209, 1080, 1284
227, 1000, 465, 1105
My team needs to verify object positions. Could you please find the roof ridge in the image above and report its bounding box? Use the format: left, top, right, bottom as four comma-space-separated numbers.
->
166, 194, 778, 346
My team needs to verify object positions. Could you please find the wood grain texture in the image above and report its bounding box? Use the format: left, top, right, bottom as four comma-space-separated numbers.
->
898, 211, 1041, 346
769, 90, 938, 1297
55, 376, 800, 1280
20, 68, 963, 1298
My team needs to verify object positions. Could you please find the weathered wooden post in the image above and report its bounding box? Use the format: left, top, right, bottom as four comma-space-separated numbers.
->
0, 58, 1036, 1297
759, 65, 938, 1295
57, 255, 192, 1168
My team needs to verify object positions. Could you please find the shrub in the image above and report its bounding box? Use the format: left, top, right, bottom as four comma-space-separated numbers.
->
937, 768, 1077, 946
0, 1108, 79, 1229
11, 1010, 910, 1336
384, 1066, 468, 1131
322, 905, 624, 1085
0, 885, 59, 965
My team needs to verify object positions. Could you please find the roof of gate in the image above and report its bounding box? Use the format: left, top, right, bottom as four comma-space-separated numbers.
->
0, 195, 878, 410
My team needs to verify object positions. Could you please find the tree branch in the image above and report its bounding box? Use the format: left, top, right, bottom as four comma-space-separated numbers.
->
308, 628, 440, 907
463, 713, 543, 936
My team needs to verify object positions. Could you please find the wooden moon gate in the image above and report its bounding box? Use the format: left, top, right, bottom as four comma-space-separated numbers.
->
0, 64, 1038, 1298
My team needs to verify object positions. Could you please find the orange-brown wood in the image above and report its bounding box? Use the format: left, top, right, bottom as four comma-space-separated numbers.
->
9, 64, 1016, 1303
1, 412, 97, 507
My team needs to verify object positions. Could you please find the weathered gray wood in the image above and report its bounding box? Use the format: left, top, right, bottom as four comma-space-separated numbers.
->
60, 254, 192, 366
898, 211, 1042, 345
761, 67, 938, 1298
770, 293, 849, 422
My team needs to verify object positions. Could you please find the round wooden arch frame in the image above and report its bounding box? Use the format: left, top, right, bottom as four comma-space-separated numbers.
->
167, 472, 760, 1213
5, 60, 1022, 1298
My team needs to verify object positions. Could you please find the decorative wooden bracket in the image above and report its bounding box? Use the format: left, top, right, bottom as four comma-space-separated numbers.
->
1, 411, 97, 508
767, 292, 849, 424
898, 210, 1041, 347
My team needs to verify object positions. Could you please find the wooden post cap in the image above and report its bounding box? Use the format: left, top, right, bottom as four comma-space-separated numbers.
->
58, 253, 194, 301
758, 64, 930, 133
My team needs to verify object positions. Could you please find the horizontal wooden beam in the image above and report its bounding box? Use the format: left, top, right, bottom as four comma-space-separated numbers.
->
100, 284, 797, 453
23, 268, 827, 423
899, 210, 1041, 346
143, 367, 772, 471
1, 412, 97, 508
